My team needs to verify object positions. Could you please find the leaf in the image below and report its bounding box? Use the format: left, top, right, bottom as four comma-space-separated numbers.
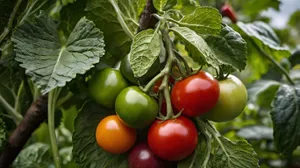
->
173, 0, 199, 15
13, 143, 52, 168
248, 80, 280, 108
205, 24, 247, 71
171, 27, 220, 69
12, 12, 105, 94
175, 7, 222, 35
289, 49, 300, 67
242, 0, 280, 19
86, 0, 146, 65
237, 21, 291, 61
0, 117, 6, 151
271, 84, 300, 155
72, 101, 128, 168
153, 0, 177, 11
237, 126, 273, 140
130, 29, 161, 78
288, 10, 300, 29
208, 137, 259, 168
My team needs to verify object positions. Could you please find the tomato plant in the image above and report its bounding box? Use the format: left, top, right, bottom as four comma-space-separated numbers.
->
171, 71, 220, 117
203, 75, 248, 122
95, 115, 136, 154
147, 116, 198, 161
88, 68, 128, 108
115, 86, 158, 128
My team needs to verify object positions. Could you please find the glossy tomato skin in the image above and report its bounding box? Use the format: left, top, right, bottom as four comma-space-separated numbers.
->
115, 86, 159, 128
128, 142, 175, 168
203, 75, 247, 122
88, 68, 128, 108
147, 116, 198, 161
120, 54, 160, 84
171, 71, 220, 117
96, 115, 136, 154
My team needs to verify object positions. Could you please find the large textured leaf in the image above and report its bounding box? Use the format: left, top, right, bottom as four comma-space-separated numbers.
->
271, 84, 300, 155
237, 21, 291, 61
12, 12, 105, 94
0, 117, 6, 151
208, 137, 259, 168
237, 126, 273, 140
130, 29, 161, 78
175, 7, 222, 35
86, 0, 146, 65
13, 143, 52, 168
72, 101, 128, 168
173, 0, 199, 15
205, 24, 247, 71
153, 0, 177, 11
171, 27, 220, 69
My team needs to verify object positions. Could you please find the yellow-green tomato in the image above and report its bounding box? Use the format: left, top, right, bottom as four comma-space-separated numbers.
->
115, 86, 158, 128
203, 75, 248, 122
88, 68, 128, 108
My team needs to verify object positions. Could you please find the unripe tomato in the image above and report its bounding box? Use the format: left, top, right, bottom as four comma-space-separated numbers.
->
147, 116, 198, 161
88, 68, 128, 108
171, 71, 220, 117
95, 115, 136, 154
120, 54, 160, 84
203, 75, 247, 122
115, 86, 159, 128
128, 142, 175, 168
220, 3, 237, 23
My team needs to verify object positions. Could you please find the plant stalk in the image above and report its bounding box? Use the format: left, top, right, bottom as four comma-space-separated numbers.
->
0, 94, 23, 124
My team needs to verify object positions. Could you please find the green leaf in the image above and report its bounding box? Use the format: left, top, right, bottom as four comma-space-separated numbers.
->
13, 143, 52, 168
130, 29, 161, 78
205, 24, 247, 71
237, 21, 291, 61
0, 117, 6, 151
237, 126, 273, 140
173, 0, 199, 15
288, 10, 300, 29
12, 12, 105, 94
208, 137, 259, 168
72, 101, 128, 168
271, 84, 300, 155
153, 0, 177, 11
242, 0, 280, 19
171, 27, 220, 69
174, 7, 222, 35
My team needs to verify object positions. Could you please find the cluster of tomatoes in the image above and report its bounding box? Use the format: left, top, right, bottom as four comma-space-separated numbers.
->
88, 54, 248, 167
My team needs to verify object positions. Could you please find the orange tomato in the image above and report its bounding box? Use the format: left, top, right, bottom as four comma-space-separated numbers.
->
96, 115, 136, 154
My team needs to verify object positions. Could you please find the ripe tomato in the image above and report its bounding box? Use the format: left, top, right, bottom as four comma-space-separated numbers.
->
220, 3, 237, 23
160, 99, 178, 116
147, 116, 198, 161
128, 142, 175, 168
88, 68, 128, 108
203, 75, 247, 122
95, 115, 136, 154
171, 71, 220, 117
115, 86, 159, 128
120, 54, 160, 84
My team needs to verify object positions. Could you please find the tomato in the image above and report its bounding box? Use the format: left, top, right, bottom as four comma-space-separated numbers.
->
203, 75, 248, 122
220, 3, 237, 23
88, 68, 128, 108
171, 71, 220, 117
95, 115, 136, 154
115, 86, 159, 128
147, 116, 198, 161
128, 142, 175, 168
120, 54, 160, 84
160, 99, 178, 116
153, 76, 175, 93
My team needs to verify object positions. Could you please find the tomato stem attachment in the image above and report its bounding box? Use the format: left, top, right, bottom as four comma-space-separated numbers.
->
173, 50, 192, 76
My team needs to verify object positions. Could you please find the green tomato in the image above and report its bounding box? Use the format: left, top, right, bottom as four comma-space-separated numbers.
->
202, 75, 248, 122
120, 54, 160, 84
115, 86, 159, 128
88, 68, 128, 108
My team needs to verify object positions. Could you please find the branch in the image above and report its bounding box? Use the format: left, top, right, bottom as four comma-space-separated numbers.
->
138, 0, 158, 32
0, 95, 48, 168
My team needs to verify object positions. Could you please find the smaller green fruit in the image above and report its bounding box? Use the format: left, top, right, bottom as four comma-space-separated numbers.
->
88, 68, 128, 108
115, 86, 158, 128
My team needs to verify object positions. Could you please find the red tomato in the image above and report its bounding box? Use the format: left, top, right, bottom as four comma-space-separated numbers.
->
160, 99, 178, 116
171, 71, 220, 117
220, 3, 237, 23
153, 76, 175, 93
147, 116, 198, 161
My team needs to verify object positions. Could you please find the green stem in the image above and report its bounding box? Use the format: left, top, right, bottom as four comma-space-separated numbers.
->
109, 0, 134, 39
158, 92, 164, 118
15, 81, 24, 112
253, 41, 295, 85
173, 50, 192, 76
142, 72, 165, 93
48, 88, 62, 168
0, 94, 23, 124
0, 0, 23, 44
56, 92, 73, 108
